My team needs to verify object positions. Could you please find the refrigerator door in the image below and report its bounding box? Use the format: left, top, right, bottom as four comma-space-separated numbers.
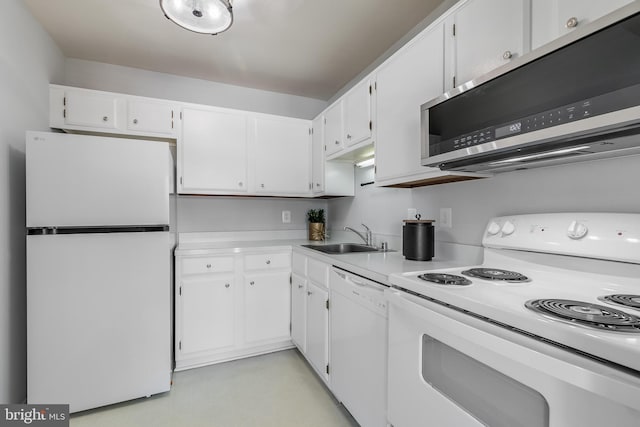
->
27, 231, 171, 412
26, 131, 170, 228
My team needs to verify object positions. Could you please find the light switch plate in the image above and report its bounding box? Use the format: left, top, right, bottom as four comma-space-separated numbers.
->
282, 210, 291, 224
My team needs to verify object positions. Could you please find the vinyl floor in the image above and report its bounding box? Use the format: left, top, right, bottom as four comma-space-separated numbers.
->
70, 349, 358, 427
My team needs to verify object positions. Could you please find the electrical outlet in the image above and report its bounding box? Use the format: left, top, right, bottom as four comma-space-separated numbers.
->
439, 208, 452, 228
407, 208, 417, 220
282, 210, 291, 224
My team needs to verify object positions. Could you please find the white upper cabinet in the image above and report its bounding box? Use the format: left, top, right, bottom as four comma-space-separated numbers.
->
311, 115, 325, 194
343, 78, 373, 147
50, 85, 178, 138
126, 99, 175, 136
178, 106, 248, 194
531, 0, 634, 50
445, 0, 527, 90
64, 90, 121, 130
250, 115, 312, 196
323, 100, 344, 156
375, 22, 445, 184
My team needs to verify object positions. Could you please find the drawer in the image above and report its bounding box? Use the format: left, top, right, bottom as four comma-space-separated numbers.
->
307, 258, 329, 287
244, 252, 291, 271
181, 256, 235, 275
292, 252, 307, 275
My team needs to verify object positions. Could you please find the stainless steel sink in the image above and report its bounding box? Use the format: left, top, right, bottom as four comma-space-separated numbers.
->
301, 243, 380, 254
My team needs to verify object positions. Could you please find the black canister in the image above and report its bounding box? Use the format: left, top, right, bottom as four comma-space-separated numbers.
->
403, 219, 435, 261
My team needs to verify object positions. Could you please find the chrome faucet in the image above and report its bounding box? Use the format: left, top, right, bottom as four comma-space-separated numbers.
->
344, 224, 373, 246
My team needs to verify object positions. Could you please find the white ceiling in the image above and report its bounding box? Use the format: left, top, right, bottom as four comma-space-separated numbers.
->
23, 0, 446, 100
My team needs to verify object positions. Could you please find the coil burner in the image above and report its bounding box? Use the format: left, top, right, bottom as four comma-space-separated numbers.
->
462, 268, 530, 283
526, 299, 640, 333
598, 294, 640, 311
417, 273, 472, 286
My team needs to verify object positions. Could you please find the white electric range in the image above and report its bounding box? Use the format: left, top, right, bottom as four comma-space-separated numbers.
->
386, 213, 640, 427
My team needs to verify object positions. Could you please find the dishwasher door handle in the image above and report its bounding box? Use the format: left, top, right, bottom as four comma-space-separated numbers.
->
335, 269, 385, 292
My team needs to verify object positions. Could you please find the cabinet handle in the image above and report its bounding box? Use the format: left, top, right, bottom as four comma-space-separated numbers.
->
260, 183, 265, 188
566, 17, 579, 28
346, 134, 352, 139
133, 118, 138, 124
225, 283, 230, 288
298, 285, 303, 289
502, 50, 513, 60
102, 116, 108, 122
266, 260, 271, 265
238, 181, 243, 187
316, 183, 321, 187
334, 140, 340, 145
250, 281, 255, 286
307, 291, 313, 296
206, 264, 212, 269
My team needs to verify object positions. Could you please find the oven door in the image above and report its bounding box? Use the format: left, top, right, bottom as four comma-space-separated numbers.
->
386, 288, 640, 427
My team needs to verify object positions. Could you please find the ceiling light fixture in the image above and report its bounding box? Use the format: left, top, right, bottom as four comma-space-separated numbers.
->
160, 0, 233, 35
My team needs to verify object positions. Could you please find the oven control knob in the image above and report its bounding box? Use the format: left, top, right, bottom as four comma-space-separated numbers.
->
567, 221, 588, 239
501, 220, 516, 236
487, 221, 501, 235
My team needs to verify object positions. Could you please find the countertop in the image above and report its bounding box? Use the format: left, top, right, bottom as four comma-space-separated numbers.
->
175, 232, 482, 285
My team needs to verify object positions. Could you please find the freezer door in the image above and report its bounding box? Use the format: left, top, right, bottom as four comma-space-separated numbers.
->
26, 131, 170, 227
27, 232, 171, 412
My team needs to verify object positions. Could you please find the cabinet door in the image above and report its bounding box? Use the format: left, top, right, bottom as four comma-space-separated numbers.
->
306, 281, 329, 382
291, 273, 307, 353
64, 90, 121, 130
324, 101, 344, 156
244, 272, 291, 344
532, 0, 634, 50
252, 116, 311, 195
343, 79, 373, 146
177, 276, 235, 357
127, 99, 175, 136
179, 107, 248, 193
448, 0, 526, 89
311, 115, 325, 194
375, 23, 445, 182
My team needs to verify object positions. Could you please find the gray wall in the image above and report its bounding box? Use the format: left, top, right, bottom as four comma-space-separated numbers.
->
329, 155, 640, 249
176, 196, 327, 233
0, 0, 65, 403
64, 58, 327, 120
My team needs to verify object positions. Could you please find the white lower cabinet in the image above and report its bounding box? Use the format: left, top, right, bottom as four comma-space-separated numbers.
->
179, 276, 235, 355
175, 248, 292, 370
306, 281, 329, 383
291, 273, 307, 352
291, 251, 330, 384
244, 271, 291, 344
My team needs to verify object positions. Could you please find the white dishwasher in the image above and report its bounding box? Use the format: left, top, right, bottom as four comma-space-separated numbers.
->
330, 267, 388, 427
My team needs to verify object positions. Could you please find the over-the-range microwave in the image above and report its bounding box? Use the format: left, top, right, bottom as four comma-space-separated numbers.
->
421, 2, 640, 173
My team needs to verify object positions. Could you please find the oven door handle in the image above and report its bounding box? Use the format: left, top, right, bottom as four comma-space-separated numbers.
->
385, 288, 640, 411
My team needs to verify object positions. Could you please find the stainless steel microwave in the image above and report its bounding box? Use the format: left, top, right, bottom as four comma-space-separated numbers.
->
421, 3, 640, 173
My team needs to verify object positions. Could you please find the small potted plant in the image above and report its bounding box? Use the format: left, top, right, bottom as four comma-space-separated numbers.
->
307, 209, 326, 241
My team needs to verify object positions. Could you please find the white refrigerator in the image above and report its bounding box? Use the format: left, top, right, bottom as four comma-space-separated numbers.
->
26, 131, 172, 413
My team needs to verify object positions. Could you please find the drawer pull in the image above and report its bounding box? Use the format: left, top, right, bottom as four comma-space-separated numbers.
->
298, 284, 303, 289
206, 264, 212, 269
225, 283, 230, 288
266, 260, 271, 265
250, 281, 255, 286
